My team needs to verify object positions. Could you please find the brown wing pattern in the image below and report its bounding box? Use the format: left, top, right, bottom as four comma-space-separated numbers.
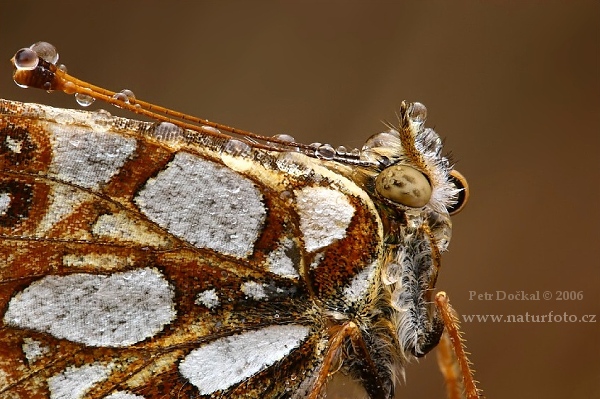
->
0, 100, 382, 398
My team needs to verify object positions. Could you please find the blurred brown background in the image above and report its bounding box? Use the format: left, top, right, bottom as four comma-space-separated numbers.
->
1, 1, 598, 398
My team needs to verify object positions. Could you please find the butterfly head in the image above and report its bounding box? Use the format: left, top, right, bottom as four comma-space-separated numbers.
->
360, 101, 469, 252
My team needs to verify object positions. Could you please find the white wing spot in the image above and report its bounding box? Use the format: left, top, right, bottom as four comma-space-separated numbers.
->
309, 252, 325, 270
22, 337, 50, 364
4, 268, 175, 347
105, 392, 146, 399
48, 363, 113, 399
179, 325, 310, 394
343, 262, 377, 303
5, 135, 23, 153
241, 281, 267, 300
295, 187, 355, 252
195, 289, 220, 309
48, 125, 136, 190
134, 152, 266, 258
0, 192, 10, 216
267, 238, 299, 278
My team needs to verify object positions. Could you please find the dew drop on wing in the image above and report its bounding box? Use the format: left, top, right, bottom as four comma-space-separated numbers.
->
153, 122, 184, 141
222, 139, 252, 157
91, 109, 113, 132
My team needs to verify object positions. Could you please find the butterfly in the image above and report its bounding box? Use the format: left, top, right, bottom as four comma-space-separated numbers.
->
0, 42, 480, 399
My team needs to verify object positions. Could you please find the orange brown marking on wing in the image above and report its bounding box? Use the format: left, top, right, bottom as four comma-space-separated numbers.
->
308, 193, 381, 300
101, 139, 174, 205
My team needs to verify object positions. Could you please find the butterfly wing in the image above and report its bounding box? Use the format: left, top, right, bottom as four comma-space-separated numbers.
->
0, 100, 383, 399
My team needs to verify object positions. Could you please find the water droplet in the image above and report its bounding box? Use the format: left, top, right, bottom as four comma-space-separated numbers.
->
409, 102, 427, 123
62, 81, 76, 94
29, 41, 59, 64
201, 125, 221, 135
221, 139, 254, 171
75, 92, 95, 107
13, 78, 29, 89
57, 64, 68, 73
305, 142, 321, 156
13, 48, 38, 70
223, 139, 251, 157
55, 112, 75, 125
119, 89, 136, 103
350, 148, 361, 157
112, 92, 129, 104
269, 133, 298, 150
362, 131, 399, 151
336, 145, 347, 155
42, 81, 52, 91
272, 133, 295, 142
90, 109, 113, 132
95, 109, 112, 117
153, 122, 184, 141
315, 144, 335, 160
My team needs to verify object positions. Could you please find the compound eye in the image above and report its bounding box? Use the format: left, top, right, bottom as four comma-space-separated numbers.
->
447, 170, 469, 215
375, 165, 432, 208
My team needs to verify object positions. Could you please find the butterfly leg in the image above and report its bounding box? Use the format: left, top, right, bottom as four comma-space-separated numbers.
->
307, 321, 387, 399
435, 291, 481, 399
